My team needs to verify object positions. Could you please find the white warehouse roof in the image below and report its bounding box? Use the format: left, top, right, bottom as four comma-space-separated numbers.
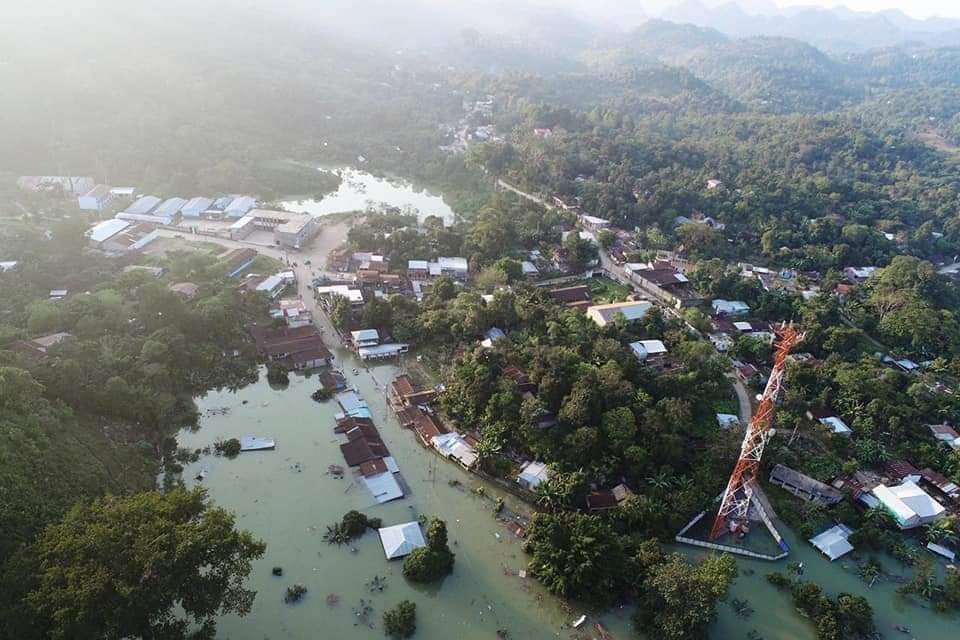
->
87, 219, 131, 243
872, 481, 946, 529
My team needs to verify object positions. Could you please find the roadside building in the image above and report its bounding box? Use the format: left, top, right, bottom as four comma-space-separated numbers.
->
248, 324, 333, 370
407, 260, 430, 280
270, 299, 313, 328
378, 522, 426, 560
579, 214, 610, 232
431, 432, 477, 468
314, 284, 365, 307
78, 184, 115, 211
521, 261, 539, 278
121, 195, 161, 216
769, 464, 844, 506
872, 480, 946, 529
351, 329, 380, 348
255, 271, 295, 299
180, 196, 214, 218
358, 343, 409, 361
627, 262, 702, 309
586, 300, 652, 328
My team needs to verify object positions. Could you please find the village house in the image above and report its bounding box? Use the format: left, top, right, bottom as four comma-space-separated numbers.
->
314, 284, 365, 308
769, 464, 844, 507
407, 260, 430, 280
270, 298, 313, 328
806, 407, 853, 436
12, 332, 73, 359
578, 214, 610, 233
378, 522, 425, 560
432, 432, 477, 468
711, 299, 750, 317
586, 483, 633, 512
351, 329, 381, 349
517, 461, 550, 490
548, 285, 593, 311
928, 423, 960, 450
586, 300, 652, 328
168, 282, 200, 300
248, 324, 333, 370
809, 524, 854, 561
626, 261, 702, 309
629, 339, 668, 369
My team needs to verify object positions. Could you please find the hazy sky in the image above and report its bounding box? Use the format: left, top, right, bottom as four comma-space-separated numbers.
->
774, 0, 960, 19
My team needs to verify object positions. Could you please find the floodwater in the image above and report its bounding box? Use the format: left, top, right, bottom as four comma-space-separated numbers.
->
176, 351, 958, 639
280, 168, 456, 226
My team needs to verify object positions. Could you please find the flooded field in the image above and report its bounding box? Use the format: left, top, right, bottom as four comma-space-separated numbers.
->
280, 168, 456, 226
176, 348, 958, 639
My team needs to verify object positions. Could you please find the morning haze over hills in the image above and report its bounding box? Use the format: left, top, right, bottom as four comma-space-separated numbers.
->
3, 0, 960, 639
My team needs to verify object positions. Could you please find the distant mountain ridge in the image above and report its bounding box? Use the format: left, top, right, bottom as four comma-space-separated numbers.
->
660, 0, 960, 51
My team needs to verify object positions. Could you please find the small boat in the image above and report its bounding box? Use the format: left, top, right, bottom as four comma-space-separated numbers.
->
572, 615, 587, 629
894, 625, 910, 634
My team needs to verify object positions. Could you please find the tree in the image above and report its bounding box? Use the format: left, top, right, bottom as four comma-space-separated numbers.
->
329, 294, 353, 331
363, 297, 393, 329
523, 512, 628, 603
635, 552, 736, 640
383, 600, 416, 638
402, 518, 454, 583
17, 488, 265, 640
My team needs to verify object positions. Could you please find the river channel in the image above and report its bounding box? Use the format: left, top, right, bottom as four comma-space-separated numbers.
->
177, 347, 957, 640
280, 168, 456, 226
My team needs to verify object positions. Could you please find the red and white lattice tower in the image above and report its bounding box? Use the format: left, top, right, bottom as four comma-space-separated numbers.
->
709, 323, 804, 540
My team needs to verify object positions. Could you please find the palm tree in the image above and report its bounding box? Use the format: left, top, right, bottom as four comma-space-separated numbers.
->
925, 518, 958, 546
646, 473, 672, 492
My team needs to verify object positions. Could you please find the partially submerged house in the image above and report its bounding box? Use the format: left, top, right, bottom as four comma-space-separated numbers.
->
249, 324, 333, 370
809, 524, 854, 561
769, 464, 844, 507
872, 480, 946, 529
586, 483, 633, 512
378, 522, 426, 560
431, 432, 477, 468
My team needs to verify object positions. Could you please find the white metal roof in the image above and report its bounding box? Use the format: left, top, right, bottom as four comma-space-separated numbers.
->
153, 197, 187, 216
408, 260, 429, 270
580, 214, 610, 225
809, 524, 854, 561
378, 522, 425, 559
712, 299, 750, 314
351, 329, 380, 343
819, 416, 852, 435
87, 218, 130, 243
518, 461, 549, 489
716, 413, 740, 429
521, 260, 539, 274
630, 340, 667, 360
431, 432, 477, 467
437, 256, 468, 271
873, 481, 946, 528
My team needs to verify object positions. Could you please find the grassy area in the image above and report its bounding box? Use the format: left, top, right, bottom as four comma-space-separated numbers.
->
587, 276, 632, 303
